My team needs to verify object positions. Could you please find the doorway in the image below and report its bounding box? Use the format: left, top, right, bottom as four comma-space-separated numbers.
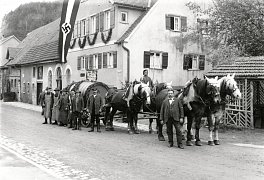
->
36, 83, 43, 105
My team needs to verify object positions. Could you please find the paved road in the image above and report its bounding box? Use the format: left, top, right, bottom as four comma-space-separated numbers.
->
0, 102, 264, 180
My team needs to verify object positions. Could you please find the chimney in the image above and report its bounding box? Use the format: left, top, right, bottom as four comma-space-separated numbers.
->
147, 0, 152, 8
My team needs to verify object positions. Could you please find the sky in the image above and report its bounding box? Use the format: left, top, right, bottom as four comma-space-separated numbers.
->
0, 0, 61, 25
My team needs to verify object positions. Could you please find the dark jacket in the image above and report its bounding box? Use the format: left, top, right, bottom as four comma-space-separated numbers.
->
38, 91, 46, 106
87, 94, 103, 115
160, 97, 184, 123
72, 96, 84, 112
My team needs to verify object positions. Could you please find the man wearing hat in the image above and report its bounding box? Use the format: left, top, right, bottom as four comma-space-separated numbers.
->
58, 88, 70, 126
68, 89, 76, 128
51, 88, 60, 125
72, 90, 84, 130
43, 87, 54, 124
87, 88, 103, 132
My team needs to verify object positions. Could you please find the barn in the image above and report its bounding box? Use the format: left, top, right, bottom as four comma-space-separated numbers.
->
206, 56, 264, 129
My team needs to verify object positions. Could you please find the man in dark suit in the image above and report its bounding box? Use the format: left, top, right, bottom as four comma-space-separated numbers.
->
87, 88, 103, 132
72, 90, 84, 130
160, 89, 184, 149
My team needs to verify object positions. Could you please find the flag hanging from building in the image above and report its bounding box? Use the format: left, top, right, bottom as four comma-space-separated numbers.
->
59, 0, 81, 63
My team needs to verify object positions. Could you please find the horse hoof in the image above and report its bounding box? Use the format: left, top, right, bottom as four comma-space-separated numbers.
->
105, 127, 110, 131
158, 135, 165, 141
128, 130, 134, 135
186, 141, 193, 146
214, 140, 220, 145
195, 141, 202, 146
110, 127, 115, 131
149, 130, 152, 134
134, 130, 140, 134
208, 141, 215, 146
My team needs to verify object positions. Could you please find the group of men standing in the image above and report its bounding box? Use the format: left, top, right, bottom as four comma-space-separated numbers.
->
38, 69, 185, 149
38, 87, 103, 132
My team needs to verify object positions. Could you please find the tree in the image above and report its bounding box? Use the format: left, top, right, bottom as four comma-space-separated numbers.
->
1, 1, 62, 40
186, 0, 264, 66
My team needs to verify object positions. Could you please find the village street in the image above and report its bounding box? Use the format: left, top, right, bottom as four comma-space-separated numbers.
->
0, 102, 264, 180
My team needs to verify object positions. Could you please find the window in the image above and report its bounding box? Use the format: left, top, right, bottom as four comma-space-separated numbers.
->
183, 54, 205, 70
144, 51, 168, 69
81, 19, 86, 36
73, 22, 77, 38
14, 79, 16, 87
33, 67, 36, 78
121, 12, 128, 23
11, 79, 13, 88
48, 70, 52, 89
102, 52, 117, 68
93, 54, 98, 69
91, 14, 99, 33
37, 66, 43, 79
81, 56, 86, 70
23, 82, 26, 93
66, 69, 71, 85
105, 10, 111, 30
166, 15, 187, 32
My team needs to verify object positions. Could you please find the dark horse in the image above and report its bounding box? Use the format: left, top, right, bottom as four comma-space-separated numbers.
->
178, 76, 221, 146
151, 77, 221, 144
104, 82, 151, 134
143, 82, 173, 134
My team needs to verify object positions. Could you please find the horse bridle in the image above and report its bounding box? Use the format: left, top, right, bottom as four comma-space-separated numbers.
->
222, 78, 238, 95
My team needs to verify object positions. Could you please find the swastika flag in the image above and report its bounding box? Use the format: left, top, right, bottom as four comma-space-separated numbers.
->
59, 0, 81, 63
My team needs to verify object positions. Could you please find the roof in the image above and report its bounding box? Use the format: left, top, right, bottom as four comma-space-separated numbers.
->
0, 35, 21, 45
17, 40, 60, 65
113, 0, 158, 8
206, 56, 264, 78
7, 19, 60, 66
116, 9, 149, 44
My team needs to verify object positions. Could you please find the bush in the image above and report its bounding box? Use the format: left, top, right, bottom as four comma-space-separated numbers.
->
3, 92, 17, 102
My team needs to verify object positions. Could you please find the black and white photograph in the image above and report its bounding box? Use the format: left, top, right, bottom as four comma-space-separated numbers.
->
0, 0, 264, 179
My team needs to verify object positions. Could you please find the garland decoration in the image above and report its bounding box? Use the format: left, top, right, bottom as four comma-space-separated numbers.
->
78, 37, 86, 49
101, 28, 112, 44
87, 32, 98, 46
69, 38, 76, 49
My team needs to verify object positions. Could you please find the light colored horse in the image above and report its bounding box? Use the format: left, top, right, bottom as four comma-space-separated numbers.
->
207, 73, 241, 145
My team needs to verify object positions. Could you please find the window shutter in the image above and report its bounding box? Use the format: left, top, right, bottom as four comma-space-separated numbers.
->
89, 55, 93, 69
98, 53, 102, 69
165, 15, 171, 30
96, 13, 99, 32
113, 51, 117, 68
100, 12, 104, 31
162, 53, 168, 69
181, 16, 187, 32
78, 21, 81, 37
110, 7, 115, 28
144, 51, 150, 68
77, 56, 81, 70
183, 54, 190, 70
85, 55, 89, 70
86, 18, 89, 35
199, 55, 205, 70
103, 52, 107, 68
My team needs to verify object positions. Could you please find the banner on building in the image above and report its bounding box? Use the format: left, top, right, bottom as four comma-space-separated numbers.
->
59, 0, 81, 63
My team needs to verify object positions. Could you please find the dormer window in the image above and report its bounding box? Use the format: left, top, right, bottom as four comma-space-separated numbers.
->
121, 12, 128, 23
166, 15, 187, 32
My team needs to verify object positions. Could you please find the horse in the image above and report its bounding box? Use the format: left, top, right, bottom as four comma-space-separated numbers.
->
177, 76, 221, 146
104, 82, 152, 134
144, 81, 173, 134
207, 73, 241, 145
